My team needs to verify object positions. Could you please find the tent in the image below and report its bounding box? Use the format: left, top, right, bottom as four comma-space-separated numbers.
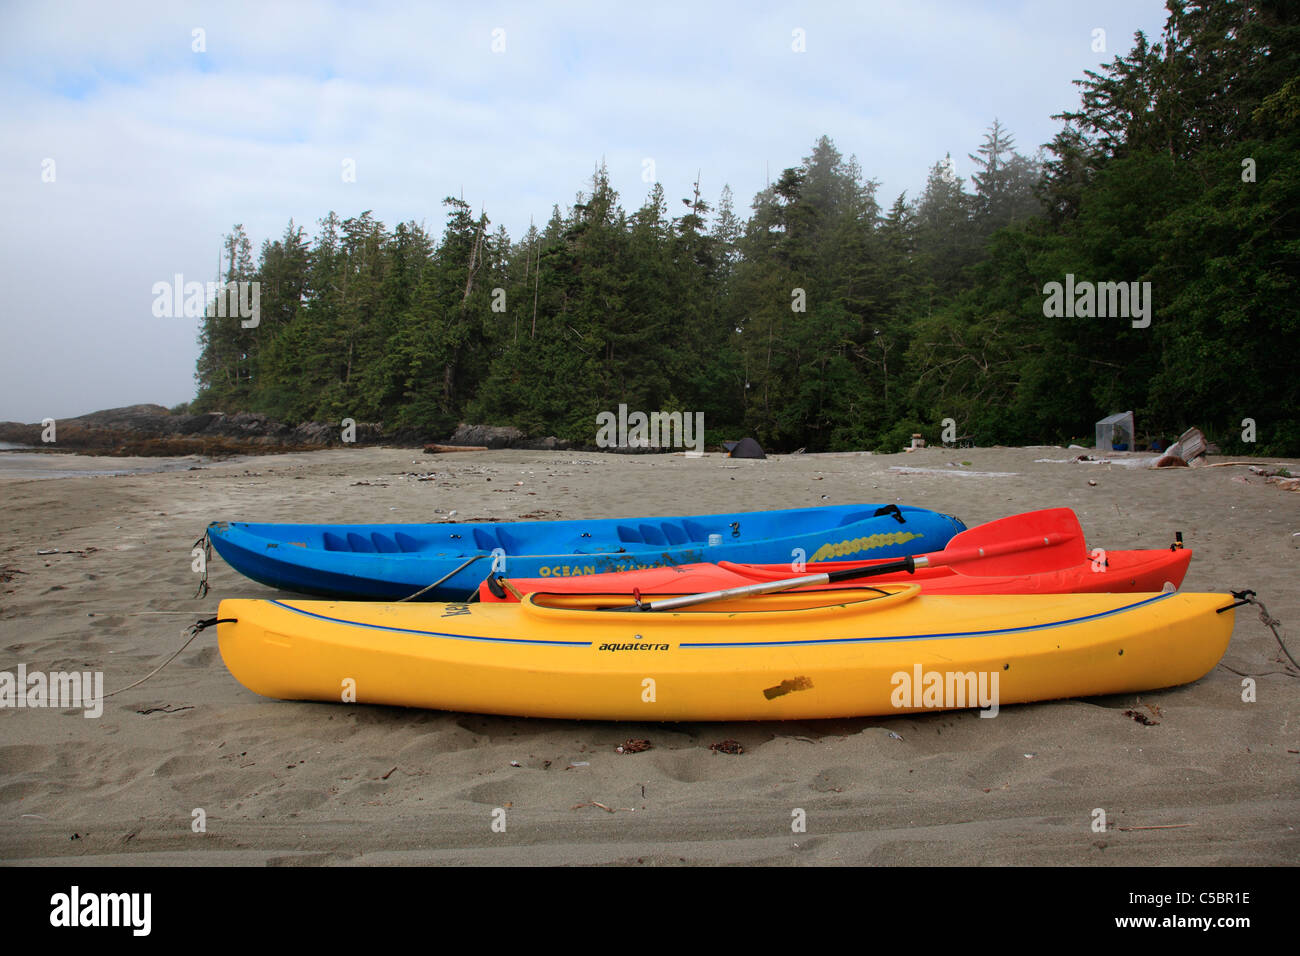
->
728, 437, 766, 459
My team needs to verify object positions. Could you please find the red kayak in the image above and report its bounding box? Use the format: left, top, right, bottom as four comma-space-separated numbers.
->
479, 518, 1192, 602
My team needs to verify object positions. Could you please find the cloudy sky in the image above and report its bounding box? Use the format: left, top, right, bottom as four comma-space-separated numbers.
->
0, 0, 1169, 423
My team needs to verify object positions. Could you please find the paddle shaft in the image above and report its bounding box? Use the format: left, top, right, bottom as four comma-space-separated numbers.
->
827, 532, 1070, 580
621, 532, 1071, 612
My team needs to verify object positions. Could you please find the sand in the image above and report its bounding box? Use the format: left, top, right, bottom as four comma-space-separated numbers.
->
1, 445, 1297, 866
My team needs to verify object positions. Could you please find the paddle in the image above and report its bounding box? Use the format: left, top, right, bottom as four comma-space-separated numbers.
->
608, 508, 1085, 613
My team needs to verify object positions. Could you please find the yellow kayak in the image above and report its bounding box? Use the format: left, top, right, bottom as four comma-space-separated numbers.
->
215, 587, 1235, 721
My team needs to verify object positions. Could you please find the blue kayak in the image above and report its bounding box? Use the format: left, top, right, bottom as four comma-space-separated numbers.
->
206, 503, 966, 601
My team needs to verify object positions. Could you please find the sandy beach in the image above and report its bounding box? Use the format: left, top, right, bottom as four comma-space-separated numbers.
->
1, 445, 1297, 866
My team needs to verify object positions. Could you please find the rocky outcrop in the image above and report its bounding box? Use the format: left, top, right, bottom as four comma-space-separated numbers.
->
449, 423, 525, 448
447, 423, 571, 451
0, 405, 383, 457
0, 407, 581, 457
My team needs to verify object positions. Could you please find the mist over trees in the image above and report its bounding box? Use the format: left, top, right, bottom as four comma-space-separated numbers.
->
192, 0, 1299, 455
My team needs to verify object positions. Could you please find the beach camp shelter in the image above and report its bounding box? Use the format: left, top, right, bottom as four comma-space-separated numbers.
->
729, 437, 767, 459
1096, 411, 1135, 452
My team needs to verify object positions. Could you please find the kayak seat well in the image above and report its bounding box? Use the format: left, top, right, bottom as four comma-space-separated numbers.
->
324, 530, 464, 554
836, 512, 876, 527
615, 522, 695, 546
682, 519, 713, 542
346, 532, 377, 553
470, 526, 524, 554
661, 523, 689, 545
371, 533, 401, 554
639, 523, 667, 546
286, 508, 918, 555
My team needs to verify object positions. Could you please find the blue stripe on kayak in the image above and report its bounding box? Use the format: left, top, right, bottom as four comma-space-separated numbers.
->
267, 600, 592, 647
269, 591, 1177, 651
678, 591, 1178, 648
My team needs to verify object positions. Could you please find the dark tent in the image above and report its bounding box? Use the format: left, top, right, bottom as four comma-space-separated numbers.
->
728, 437, 766, 459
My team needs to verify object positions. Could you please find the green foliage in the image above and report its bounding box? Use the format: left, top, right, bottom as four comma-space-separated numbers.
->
872, 419, 930, 455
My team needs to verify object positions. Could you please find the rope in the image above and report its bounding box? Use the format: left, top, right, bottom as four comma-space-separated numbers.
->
1218, 590, 1298, 678
102, 617, 236, 698
1247, 593, 1297, 672
193, 531, 211, 599
1217, 662, 1297, 679
395, 555, 483, 602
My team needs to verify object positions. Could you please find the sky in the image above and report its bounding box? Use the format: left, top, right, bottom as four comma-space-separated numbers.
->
0, 0, 1171, 423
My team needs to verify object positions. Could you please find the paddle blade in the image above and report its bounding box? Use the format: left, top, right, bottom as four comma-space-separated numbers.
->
940, 508, 1086, 576
626, 508, 1090, 610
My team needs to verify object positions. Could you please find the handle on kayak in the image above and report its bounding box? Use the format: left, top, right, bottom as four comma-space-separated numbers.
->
873, 504, 906, 524
485, 573, 525, 601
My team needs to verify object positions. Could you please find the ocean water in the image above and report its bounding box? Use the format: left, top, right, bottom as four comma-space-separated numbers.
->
0, 450, 206, 479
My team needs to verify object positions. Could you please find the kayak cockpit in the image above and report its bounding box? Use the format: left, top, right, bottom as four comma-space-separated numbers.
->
519, 584, 921, 619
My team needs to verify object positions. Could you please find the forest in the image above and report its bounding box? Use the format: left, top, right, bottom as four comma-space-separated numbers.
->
191, 0, 1299, 455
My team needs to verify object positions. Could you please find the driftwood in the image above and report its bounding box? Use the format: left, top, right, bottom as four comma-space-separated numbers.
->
1177, 426, 1207, 461
423, 444, 489, 453
1201, 461, 1292, 469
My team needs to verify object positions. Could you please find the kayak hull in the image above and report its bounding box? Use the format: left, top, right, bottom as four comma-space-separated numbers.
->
207, 504, 966, 602
479, 548, 1194, 600
216, 588, 1235, 721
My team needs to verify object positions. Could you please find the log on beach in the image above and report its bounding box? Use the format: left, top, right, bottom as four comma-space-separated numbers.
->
424, 444, 490, 453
